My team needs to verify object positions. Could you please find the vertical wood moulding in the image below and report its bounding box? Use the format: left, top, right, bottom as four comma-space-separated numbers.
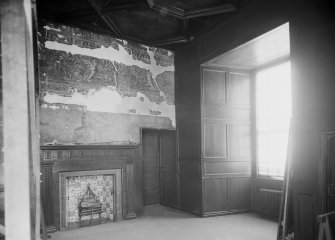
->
41, 161, 56, 232
126, 163, 136, 219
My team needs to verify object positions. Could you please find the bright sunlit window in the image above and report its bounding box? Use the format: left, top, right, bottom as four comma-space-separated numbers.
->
256, 61, 291, 178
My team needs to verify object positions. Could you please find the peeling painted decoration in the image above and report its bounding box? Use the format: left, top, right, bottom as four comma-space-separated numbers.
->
39, 22, 175, 145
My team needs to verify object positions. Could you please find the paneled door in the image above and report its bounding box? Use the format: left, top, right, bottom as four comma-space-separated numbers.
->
142, 130, 178, 207
142, 132, 160, 205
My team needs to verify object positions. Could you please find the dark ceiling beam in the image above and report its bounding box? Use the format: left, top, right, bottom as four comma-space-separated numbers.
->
182, 19, 192, 40
150, 36, 188, 47
57, 10, 98, 21
37, 12, 57, 21
147, 0, 237, 19
102, 1, 147, 13
56, 20, 118, 37
87, 0, 122, 37
147, 0, 184, 18
184, 4, 236, 19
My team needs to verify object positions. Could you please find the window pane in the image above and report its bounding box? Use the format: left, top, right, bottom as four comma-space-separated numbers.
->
256, 61, 291, 177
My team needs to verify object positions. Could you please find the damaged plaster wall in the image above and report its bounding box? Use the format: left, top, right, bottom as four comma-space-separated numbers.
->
39, 22, 175, 145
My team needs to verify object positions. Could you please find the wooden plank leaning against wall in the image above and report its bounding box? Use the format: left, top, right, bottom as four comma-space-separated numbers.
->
1, 0, 40, 239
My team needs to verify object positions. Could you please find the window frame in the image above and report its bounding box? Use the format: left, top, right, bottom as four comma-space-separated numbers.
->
252, 58, 291, 180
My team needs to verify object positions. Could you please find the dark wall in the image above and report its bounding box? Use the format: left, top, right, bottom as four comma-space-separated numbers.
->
175, 44, 202, 215
289, 0, 335, 239
176, 0, 335, 238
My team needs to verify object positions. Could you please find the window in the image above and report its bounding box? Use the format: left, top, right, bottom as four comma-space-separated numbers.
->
255, 61, 291, 178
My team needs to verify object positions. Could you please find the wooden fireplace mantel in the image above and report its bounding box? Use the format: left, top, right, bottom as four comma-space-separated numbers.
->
40, 144, 141, 232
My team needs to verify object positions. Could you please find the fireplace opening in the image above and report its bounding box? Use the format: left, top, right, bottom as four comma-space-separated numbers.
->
59, 169, 122, 230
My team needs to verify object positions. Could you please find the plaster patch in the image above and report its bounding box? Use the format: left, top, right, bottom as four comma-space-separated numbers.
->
43, 87, 175, 126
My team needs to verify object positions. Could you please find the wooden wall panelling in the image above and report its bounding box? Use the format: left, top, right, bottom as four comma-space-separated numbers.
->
125, 163, 136, 219
226, 72, 250, 105
204, 178, 228, 214
204, 161, 251, 177
179, 175, 202, 215
176, 0, 335, 236
134, 147, 143, 216
201, 66, 252, 216
229, 124, 251, 159
203, 103, 251, 121
204, 122, 227, 158
202, 69, 226, 103
228, 177, 251, 211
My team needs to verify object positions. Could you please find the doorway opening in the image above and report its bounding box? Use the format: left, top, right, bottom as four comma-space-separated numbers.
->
142, 129, 178, 208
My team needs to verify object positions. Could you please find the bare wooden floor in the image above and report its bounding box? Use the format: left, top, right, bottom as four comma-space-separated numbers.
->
50, 205, 277, 240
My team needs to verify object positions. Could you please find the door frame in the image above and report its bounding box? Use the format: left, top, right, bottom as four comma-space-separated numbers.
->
141, 128, 178, 207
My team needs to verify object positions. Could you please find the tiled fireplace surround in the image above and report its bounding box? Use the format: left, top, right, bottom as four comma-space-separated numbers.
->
41, 145, 141, 232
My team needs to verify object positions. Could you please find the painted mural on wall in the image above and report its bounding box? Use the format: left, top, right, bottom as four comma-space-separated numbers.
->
39, 22, 175, 145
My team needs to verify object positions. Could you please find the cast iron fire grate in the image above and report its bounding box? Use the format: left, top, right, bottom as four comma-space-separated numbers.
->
78, 184, 103, 220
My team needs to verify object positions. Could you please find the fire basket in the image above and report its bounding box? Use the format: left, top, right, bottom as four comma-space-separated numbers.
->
78, 185, 103, 220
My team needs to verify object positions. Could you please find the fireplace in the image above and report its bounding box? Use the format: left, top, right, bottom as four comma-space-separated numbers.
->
40, 145, 139, 232
59, 169, 122, 230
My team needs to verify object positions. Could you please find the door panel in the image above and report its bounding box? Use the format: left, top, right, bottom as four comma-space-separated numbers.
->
142, 133, 160, 205
160, 170, 178, 207
160, 131, 178, 207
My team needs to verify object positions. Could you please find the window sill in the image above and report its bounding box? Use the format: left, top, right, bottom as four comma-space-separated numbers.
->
255, 176, 284, 181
